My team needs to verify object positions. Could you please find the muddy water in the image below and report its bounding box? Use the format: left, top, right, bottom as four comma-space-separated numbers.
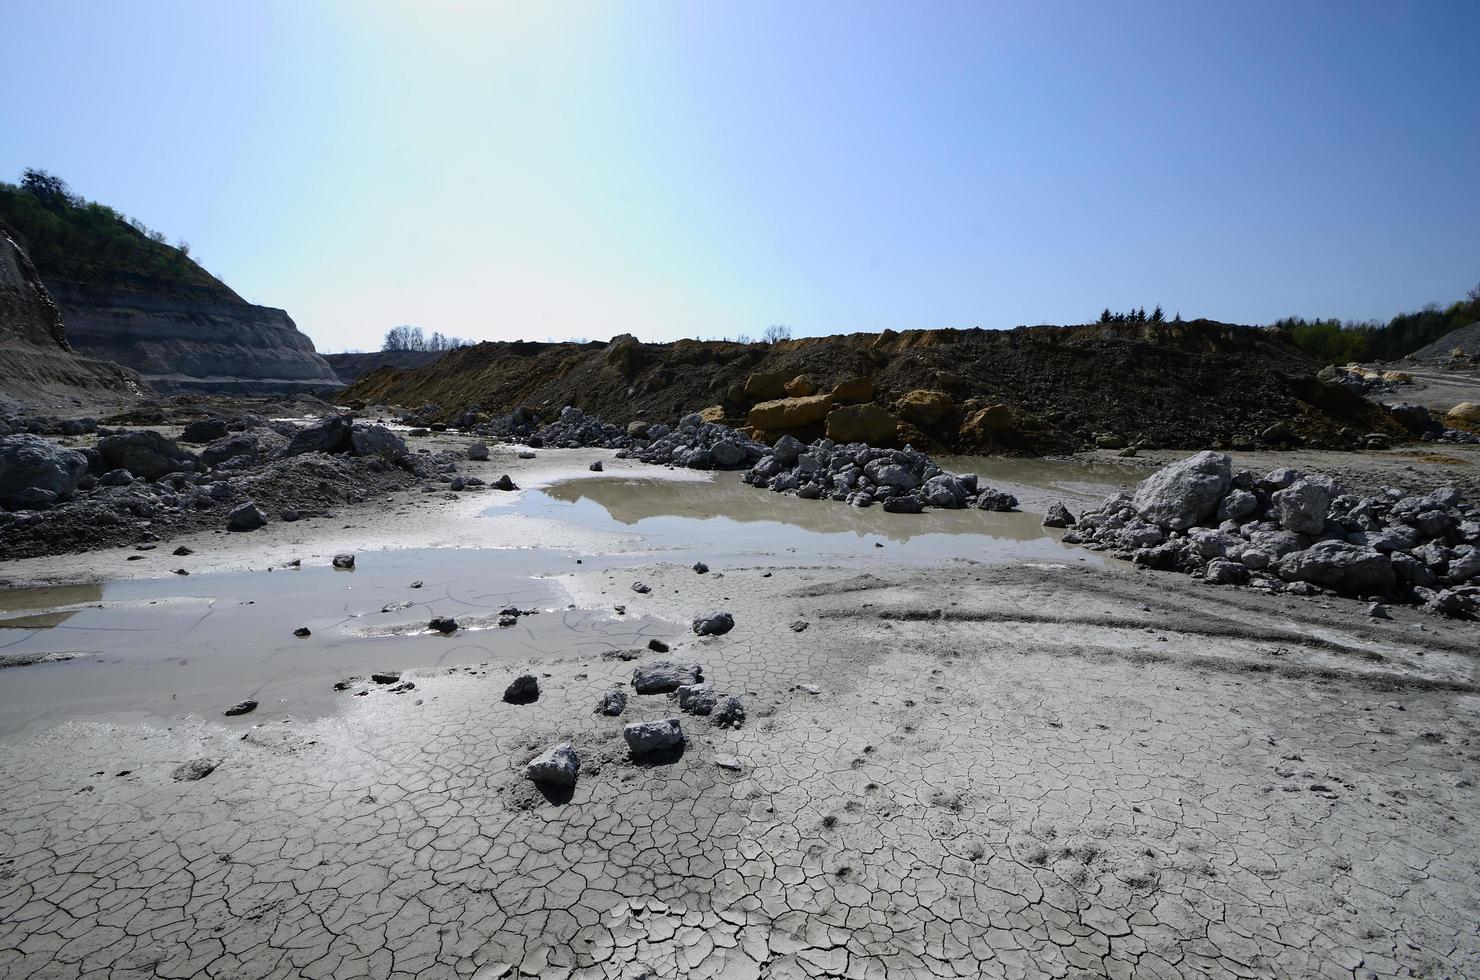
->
0, 549, 671, 739
491, 457, 1133, 567
0, 456, 1132, 740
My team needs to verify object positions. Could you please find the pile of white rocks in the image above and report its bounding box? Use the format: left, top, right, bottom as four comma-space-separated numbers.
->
1063, 451, 1480, 618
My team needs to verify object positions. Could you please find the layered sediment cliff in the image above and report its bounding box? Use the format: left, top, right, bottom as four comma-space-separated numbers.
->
0, 178, 338, 394
0, 227, 143, 407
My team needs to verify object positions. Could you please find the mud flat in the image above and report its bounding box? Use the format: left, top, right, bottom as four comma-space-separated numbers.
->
1, 445, 1478, 978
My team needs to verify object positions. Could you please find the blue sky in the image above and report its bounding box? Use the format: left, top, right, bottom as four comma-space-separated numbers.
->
2, 1, 1477, 352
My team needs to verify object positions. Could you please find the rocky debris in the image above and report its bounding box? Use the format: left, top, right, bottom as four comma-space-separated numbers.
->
630, 581, 651, 594
589, 460, 604, 472
529, 406, 631, 449
172, 759, 218, 782
595, 690, 627, 716
504, 674, 539, 704
789, 620, 809, 632
180, 418, 228, 443
619, 413, 767, 471
173, 545, 193, 556
1067, 452, 1480, 617
371, 671, 401, 684
623, 718, 685, 756
467, 442, 489, 461
332, 553, 356, 569
692, 561, 709, 574
285, 414, 353, 456
744, 440, 1017, 513
525, 743, 580, 789
1129, 450, 1231, 530
493, 474, 517, 491
711, 695, 746, 729
1368, 602, 1392, 620
96, 430, 195, 480
0, 433, 88, 509
428, 616, 458, 634
349, 424, 408, 461
646, 639, 669, 653
691, 611, 735, 636
675, 682, 718, 715
227, 501, 267, 531
713, 755, 743, 772
1042, 502, 1074, 528
632, 659, 703, 694
293, 627, 311, 637
223, 699, 258, 717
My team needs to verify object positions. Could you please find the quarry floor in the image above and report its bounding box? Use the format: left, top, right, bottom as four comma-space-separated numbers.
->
1, 439, 1479, 979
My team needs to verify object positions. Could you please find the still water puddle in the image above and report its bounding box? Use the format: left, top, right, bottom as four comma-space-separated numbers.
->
0, 549, 669, 739
489, 457, 1132, 568
0, 456, 1133, 740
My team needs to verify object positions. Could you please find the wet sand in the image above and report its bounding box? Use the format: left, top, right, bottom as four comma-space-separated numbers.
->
2, 437, 1479, 979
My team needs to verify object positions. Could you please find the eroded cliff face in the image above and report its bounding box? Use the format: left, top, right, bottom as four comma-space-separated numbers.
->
0, 230, 144, 407
48, 280, 341, 390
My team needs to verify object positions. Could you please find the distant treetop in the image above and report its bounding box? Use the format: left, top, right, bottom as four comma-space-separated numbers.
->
382, 324, 470, 352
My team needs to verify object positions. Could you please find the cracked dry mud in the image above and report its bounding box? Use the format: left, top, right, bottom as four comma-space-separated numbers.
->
3, 551, 1479, 979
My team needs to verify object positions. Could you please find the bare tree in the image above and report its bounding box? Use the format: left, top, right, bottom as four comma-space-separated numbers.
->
762, 324, 792, 344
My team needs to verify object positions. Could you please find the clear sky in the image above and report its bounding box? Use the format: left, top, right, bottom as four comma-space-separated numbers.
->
2, 1, 1477, 352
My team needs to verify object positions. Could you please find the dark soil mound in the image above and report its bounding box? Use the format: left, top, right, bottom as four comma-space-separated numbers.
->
344, 321, 1404, 454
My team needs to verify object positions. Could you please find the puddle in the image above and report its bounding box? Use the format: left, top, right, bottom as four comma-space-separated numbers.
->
0, 549, 670, 740
0, 455, 1134, 741
486, 456, 1132, 568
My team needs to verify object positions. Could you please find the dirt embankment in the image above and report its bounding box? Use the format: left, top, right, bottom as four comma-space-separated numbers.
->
343, 321, 1405, 455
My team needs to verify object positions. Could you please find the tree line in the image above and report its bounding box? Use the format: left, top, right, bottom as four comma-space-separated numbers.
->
382, 324, 471, 352
1098, 305, 1178, 323
1272, 282, 1480, 363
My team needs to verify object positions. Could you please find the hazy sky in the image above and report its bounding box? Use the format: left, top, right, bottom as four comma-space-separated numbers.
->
2, 1, 1477, 352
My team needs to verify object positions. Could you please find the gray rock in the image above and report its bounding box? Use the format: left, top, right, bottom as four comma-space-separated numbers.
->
1279, 541, 1396, 595
1216, 489, 1259, 523
428, 616, 458, 633
96, 430, 194, 481
180, 418, 228, 443
1042, 502, 1075, 528
332, 553, 356, 569
589, 459, 604, 472
714, 755, 743, 772
631, 581, 651, 594
350, 424, 408, 461
503, 674, 539, 704
595, 690, 627, 716
623, 718, 685, 756
710, 441, 747, 468
1131, 451, 1233, 530
692, 561, 709, 574
525, 743, 580, 789
1273, 480, 1330, 535
172, 758, 218, 782
285, 415, 353, 456
1204, 558, 1249, 586
223, 699, 258, 716
773, 434, 805, 465
632, 659, 702, 694
691, 611, 735, 636
0, 434, 88, 509
883, 494, 925, 514
98, 468, 134, 487
227, 502, 267, 531
467, 442, 490, 461
675, 682, 718, 715
712, 695, 746, 728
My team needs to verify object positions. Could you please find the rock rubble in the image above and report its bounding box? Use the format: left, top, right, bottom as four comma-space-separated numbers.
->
1067, 451, 1480, 618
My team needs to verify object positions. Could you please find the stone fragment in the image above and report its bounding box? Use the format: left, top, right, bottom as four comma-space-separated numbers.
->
525, 743, 580, 789
623, 718, 685, 756
504, 674, 539, 704
692, 611, 735, 636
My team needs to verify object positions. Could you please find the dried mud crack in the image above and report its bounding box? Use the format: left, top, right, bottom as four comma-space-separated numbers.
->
1, 560, 1477, 979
